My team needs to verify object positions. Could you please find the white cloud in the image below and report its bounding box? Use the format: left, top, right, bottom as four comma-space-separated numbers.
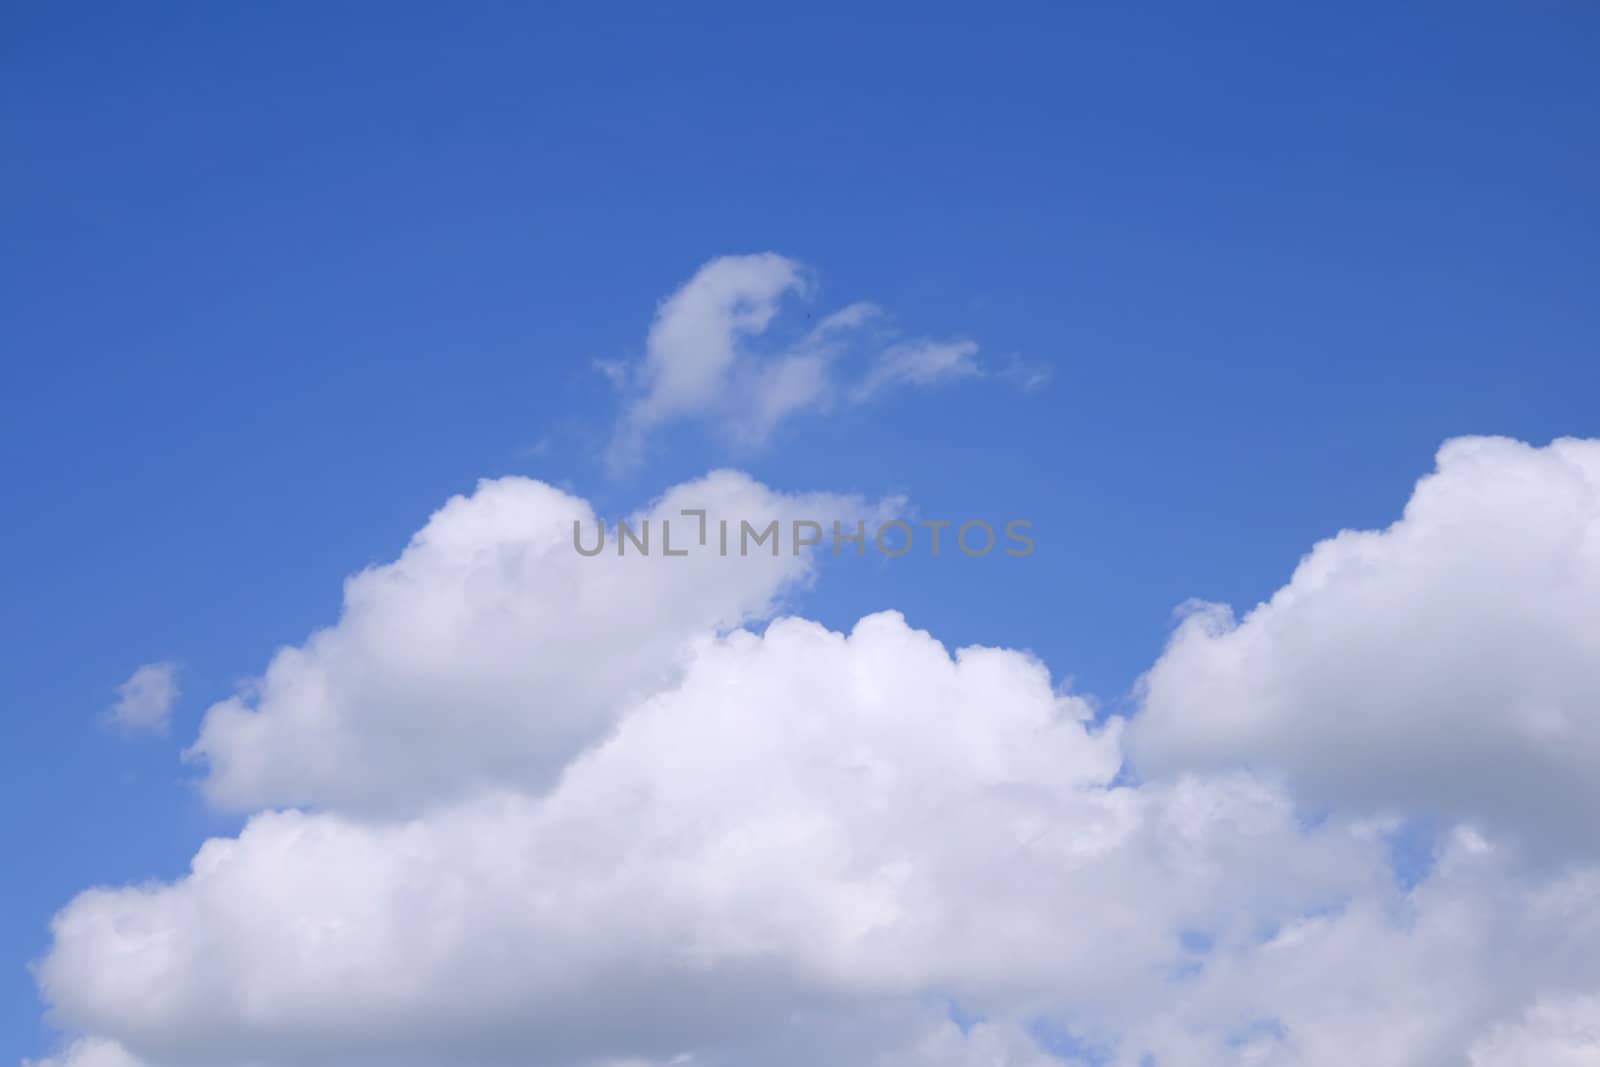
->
23, 1038, 144, 1067
848, 340, 982, 404
38, 612, 1395, 1067
1471, 993, 1600, 1066
632, 253, 808, 426
32, 437, 1600, 1066
607, 255, 1015, 469
1130, 436, 1600, 860
1121, 826, 1600, 1066
107, 662, 179, 735
997, 354, 1053, 393
185, 470, 889, 815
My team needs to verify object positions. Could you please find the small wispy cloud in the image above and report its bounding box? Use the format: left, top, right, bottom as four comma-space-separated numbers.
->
998, 353, 1053, 393
603, 253, 1047, 471
847, 339, 981, 404
107, 661, 180, 735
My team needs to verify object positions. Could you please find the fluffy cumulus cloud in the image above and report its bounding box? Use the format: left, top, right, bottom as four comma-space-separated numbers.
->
35, 612, 1393, 1067
186, 470, 888, 815
606, 254, 1006, 469
30, 438, 1600, 1066
1130, 436, 1600, 858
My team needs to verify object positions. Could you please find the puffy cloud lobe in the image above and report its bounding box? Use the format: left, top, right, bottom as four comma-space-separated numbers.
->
39, 611, 1397, 1067
1124, 828, 1600, 1067
1130, 436, 1600, 857
186, 471, 882, 814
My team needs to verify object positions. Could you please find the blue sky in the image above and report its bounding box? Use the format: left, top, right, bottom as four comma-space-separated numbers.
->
3, 5, 1598, 1065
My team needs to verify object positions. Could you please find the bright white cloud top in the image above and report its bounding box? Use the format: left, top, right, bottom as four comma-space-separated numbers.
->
185, 471, 888, 815
31, 436, 1600, 1066
1131, 435, 1600, 858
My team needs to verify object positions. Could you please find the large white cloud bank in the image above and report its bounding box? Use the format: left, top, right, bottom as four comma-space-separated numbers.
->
28, 436, 1600, 1066
1131, 435, 1600, 857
